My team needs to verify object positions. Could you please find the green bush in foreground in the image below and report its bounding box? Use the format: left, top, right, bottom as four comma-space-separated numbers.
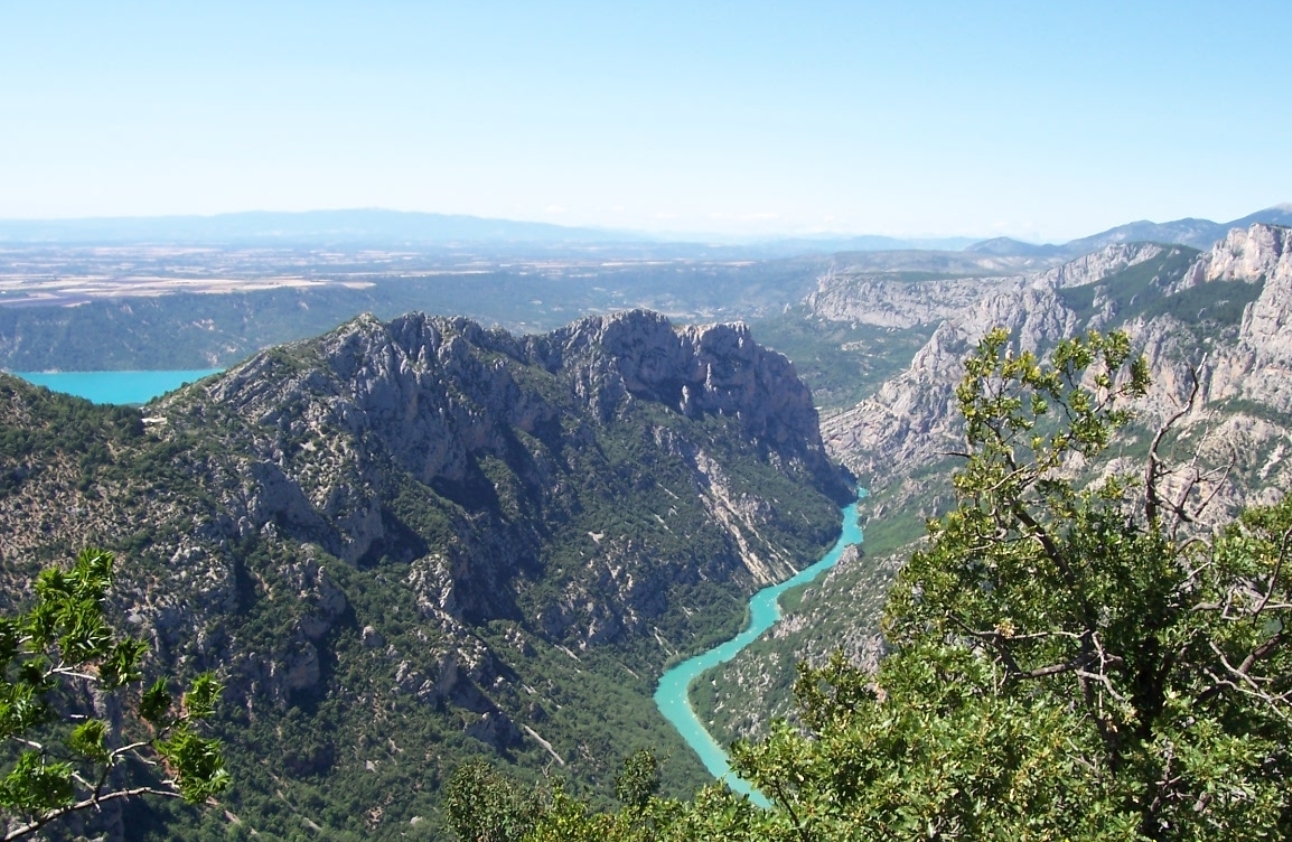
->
453, 328, 1292, 841
0, 548, 228, 840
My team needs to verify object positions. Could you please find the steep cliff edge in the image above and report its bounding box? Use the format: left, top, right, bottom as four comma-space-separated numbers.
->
0, 309, 851, 839
1180, 224, 1292, 412
703, 227, 1292, 748
821, 227, 1289, 511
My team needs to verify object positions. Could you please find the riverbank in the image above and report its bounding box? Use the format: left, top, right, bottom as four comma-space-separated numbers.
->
653, 496, 864, 804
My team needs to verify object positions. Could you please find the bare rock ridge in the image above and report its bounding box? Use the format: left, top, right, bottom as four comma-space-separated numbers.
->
143, 306, 846, 699
193, 308, 848, 571
541, 309, 835, 461
820, 223, 1292, 515
0, 307, 855, 831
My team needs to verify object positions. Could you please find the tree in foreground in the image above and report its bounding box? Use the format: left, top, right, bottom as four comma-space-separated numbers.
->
454, 327, 1292, 841
0, 548, 228, 840
733, 328, 1292, 840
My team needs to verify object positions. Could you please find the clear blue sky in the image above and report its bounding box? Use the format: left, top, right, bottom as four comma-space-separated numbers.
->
2, 1, 1287, 241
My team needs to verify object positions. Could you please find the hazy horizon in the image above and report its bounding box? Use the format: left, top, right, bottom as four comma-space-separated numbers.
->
2, 205, 1289, 250
3, 2, 1289, 242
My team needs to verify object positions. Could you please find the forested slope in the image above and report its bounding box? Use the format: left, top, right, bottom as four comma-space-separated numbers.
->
0, 309, 851, 840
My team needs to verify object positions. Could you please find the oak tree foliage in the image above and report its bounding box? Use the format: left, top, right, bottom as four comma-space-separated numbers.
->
0, 548, 229, 840
452, 328, 1292, 840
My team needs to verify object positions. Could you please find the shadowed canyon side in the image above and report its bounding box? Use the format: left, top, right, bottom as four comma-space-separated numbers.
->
0, 308, 852, 840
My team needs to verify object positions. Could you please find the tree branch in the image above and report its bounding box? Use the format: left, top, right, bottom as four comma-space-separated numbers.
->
2, 786, 182, 841
1145, 364, 1199, 526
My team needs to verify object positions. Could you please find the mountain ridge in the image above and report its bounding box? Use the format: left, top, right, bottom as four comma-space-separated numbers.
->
699, 223, 1292, 748
967, 204, 1292, 257
0, 307, 852, 840
5, 205, 1288, 254
0, 208, 645, 246
822, 223, 1292, 502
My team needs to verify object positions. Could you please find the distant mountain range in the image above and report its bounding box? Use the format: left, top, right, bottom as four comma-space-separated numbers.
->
966, 204, 1292, 257
0, 205, 1288, 257
0, 210, 978, 254
0, 209, 644, 247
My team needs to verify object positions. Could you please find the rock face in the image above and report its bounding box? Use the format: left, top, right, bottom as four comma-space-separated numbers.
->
818, 224, 1292, 519
806, 274, 1025, 329
187, 309, 848, 584
1184, 225, 1292, 413
1036, 242, 1166, 289
542, 310, 838, 470
803, 242, 1166, 331
700, 225, 1292, 755
0, 308, 854, 836
819, 278, 1086, 481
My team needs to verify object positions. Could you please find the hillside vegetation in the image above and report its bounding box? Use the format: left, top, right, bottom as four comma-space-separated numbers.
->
450, 328, 1292, 840
703, 225, 1292, 750
0, 310, 851, 840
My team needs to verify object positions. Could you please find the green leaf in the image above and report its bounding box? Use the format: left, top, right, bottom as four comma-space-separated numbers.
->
99, 637, 148, 689
140, 677, 173, 725
182, 673, 222, 720
67, 718, 111, 763
0, 751, 76, 814
156, 725, 230, 803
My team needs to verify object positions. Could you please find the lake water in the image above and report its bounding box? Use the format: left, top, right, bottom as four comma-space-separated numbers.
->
654, 496, 864, 805
9, 370, 223, 405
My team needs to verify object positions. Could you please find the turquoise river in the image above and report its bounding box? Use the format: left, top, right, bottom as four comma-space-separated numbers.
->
13, 369, 864, 805
654, 497, 864, 805
10, 369, 222, 405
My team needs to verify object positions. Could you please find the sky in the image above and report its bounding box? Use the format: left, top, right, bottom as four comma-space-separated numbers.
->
1, 1, 1288, 242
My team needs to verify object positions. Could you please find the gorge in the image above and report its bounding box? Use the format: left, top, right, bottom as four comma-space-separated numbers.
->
0, 308, 853, 840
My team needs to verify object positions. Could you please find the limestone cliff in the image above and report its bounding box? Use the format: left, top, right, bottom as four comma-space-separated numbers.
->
702, 226, 1292, 749
1181, 224, 1292, 412
819, 225, 1291, 517
0, 308, 852, 839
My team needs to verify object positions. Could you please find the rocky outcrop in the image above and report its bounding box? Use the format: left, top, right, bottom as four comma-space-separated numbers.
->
538, 310, 840, 478
1112, 225, 1292, 417
820, 224, 1292, 519
1034, 243, 1165, 289
128, 307, 851, 747
805, 273, 1025, 329
1176, 224, 1292, 291
1200, 225, 1292, 411
804, 242, 1167, 331
821, 281, 1081, 480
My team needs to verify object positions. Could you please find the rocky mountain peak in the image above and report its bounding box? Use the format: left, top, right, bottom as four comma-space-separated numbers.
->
527, 309, 837, 471
162, 308, 851, 616
1202, 223, 1292, 285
